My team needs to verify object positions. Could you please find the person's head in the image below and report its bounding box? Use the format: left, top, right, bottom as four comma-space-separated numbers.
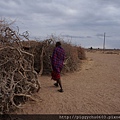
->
56, 41, 61, 47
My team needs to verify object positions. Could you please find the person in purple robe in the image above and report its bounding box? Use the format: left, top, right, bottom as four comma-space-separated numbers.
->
51, 41, 65, 92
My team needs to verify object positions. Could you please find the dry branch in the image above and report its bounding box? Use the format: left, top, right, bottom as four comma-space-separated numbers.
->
0, 20, 40, 114
0, 47, 40, 114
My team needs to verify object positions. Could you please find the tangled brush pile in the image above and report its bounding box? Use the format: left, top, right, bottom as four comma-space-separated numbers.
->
0, 20, 40, 114
22, 38, 86, 75
0, 19, 86, 113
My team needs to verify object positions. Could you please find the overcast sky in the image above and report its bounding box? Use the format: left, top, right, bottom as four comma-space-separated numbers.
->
1, 0, 120, 49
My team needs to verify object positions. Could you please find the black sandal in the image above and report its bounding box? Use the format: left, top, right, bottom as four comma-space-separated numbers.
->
58, 89, 64, 92
54, 83, 58, 87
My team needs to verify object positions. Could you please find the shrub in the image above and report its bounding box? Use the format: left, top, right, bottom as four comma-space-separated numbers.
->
22, 38, 86, 75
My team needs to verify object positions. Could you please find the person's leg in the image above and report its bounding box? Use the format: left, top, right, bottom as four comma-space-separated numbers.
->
58, 79, 63, 92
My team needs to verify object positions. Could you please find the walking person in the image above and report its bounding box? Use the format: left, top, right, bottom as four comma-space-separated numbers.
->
51, 41, 65, 92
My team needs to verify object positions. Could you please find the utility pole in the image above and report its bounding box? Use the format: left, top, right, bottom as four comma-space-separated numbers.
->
103, 32, 106, 51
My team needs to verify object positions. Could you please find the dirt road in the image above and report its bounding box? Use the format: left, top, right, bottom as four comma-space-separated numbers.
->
16, 51, 120, 114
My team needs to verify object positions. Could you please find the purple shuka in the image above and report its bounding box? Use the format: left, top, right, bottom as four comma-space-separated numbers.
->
51, 46, 65, 73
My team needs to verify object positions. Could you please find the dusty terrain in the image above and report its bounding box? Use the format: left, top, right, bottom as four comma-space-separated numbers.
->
15, 50, 120, 114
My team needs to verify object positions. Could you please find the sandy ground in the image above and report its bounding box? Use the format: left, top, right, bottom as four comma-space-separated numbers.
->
15, 51, 120, 114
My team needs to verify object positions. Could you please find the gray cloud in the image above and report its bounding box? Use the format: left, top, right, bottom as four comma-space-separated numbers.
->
0, 0, 120, 48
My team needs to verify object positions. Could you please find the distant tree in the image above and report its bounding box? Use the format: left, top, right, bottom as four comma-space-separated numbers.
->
90, 47, 93, 50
